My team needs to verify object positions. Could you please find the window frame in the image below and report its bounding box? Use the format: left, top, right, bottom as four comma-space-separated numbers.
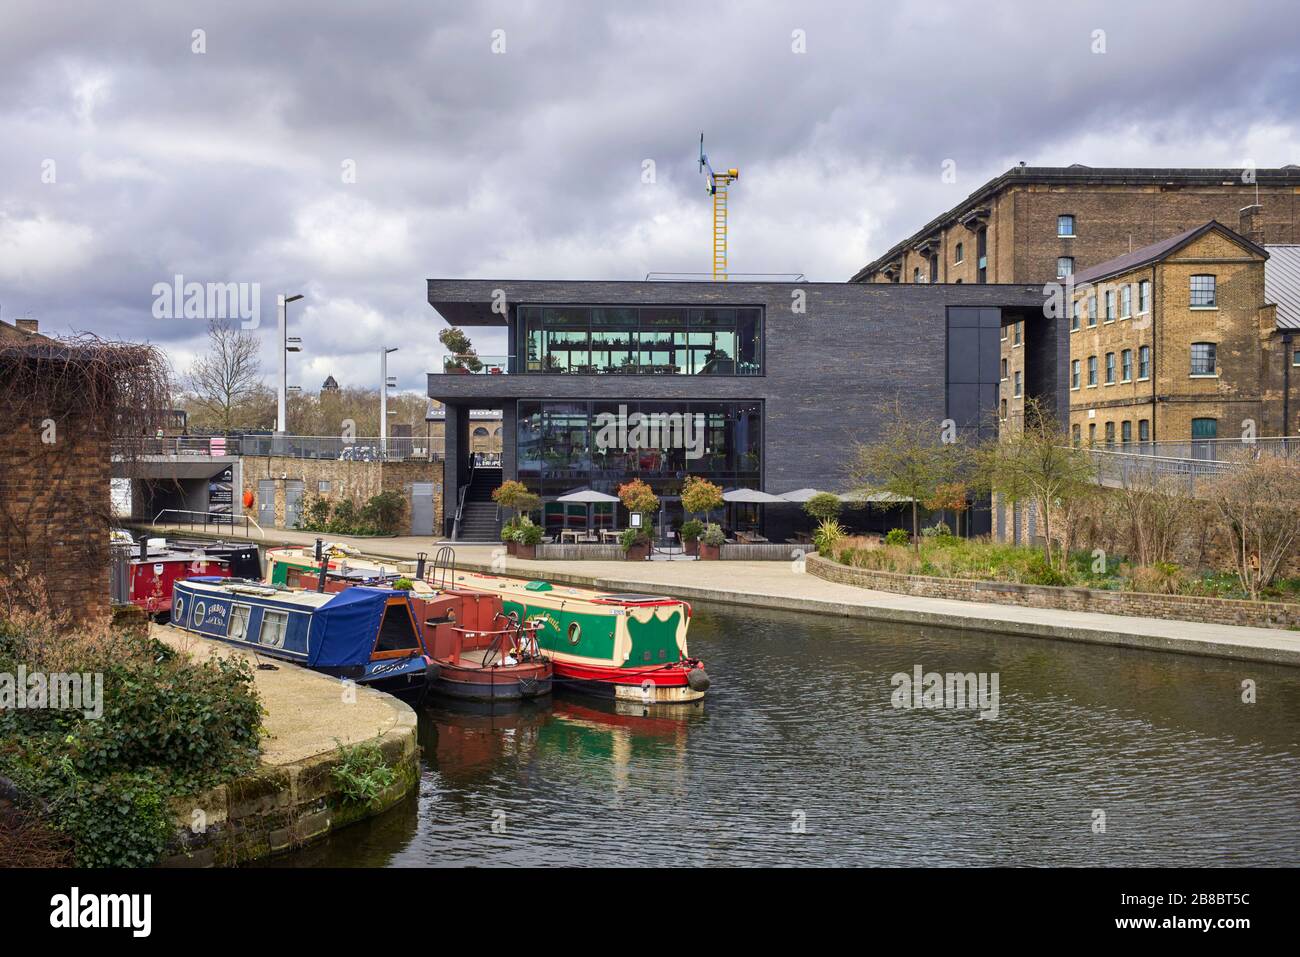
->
1190, 274, 1217, 309
1190, 341, 1218, 377
1057, 214, 1076, 238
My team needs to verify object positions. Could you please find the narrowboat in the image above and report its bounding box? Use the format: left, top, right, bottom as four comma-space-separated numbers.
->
169, 578, 433, 702
114, 533, 261, 622
264, 545, 710, 704
267, 545, 551, 701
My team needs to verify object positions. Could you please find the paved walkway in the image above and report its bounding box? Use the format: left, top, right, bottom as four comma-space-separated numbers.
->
153, 622, 416, 766
145, 523, 1300, 667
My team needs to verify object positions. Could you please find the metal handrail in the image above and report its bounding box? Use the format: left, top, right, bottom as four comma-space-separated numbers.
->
149, 508, 266, 539
452, 459, 476, 540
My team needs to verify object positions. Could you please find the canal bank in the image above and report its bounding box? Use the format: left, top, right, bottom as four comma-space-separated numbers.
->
153, 625, 419, 866
139, 524, 1300, 667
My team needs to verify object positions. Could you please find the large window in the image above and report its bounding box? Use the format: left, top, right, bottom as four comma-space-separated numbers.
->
1121, 349, 1132, 382
1087, 355, 1098, 386
517, 400, 762, 507
1190, 342, 1217, 376
1105, 352, 1116, 384
1058, 215, 1075, 237
1190, 275, 1216, 308
1057, 257, 1074, 278
1071, 359, 1080, 389
517, 305, 763, 376
1138, 345, 1151, 379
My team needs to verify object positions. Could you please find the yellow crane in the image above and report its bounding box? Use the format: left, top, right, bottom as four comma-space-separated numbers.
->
698, 134, 739, 280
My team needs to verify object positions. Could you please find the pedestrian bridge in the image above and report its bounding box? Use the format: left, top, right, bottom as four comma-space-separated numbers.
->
1084, 437, 1298, 497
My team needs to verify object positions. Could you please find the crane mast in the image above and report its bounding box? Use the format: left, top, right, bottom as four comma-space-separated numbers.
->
699, 134, 739, 281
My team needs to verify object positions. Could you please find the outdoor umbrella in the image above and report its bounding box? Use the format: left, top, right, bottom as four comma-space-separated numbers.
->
555, 489, 620, 503
778, 488, 827, 503
555, 488, 621, 535
721, 488, 786, 503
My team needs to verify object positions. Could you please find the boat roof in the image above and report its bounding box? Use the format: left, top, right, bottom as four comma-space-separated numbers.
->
179, 577, 339, 608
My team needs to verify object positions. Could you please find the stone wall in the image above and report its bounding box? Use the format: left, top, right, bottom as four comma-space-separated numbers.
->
806, 553, 1300, 631
161, 704, 418, 867
240, 454, 443, 531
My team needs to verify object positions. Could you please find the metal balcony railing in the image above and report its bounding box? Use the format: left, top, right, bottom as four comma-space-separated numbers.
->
440, 354, 511, 375
115, 434, 445, 462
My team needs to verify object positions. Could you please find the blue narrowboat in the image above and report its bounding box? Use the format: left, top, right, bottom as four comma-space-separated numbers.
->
170, 578, 434, 702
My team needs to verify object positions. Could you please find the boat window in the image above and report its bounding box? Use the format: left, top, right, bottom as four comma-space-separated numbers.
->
228, 604, 251, 641
191, 601, 206, 628
174, 596, 184, 621
568, 621, 581, 645
259, 610, 288, 649
375, 604, 420, 653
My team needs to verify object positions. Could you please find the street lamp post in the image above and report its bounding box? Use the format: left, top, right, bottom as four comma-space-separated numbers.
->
277, 294, 304, 436
380, 347, 398, 457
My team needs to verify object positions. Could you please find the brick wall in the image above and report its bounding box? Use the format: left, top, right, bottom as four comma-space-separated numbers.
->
0, 419, 112, 623
806, 554, 1300, 630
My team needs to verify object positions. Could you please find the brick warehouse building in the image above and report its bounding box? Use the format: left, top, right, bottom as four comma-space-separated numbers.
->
1038, 221, 1299, 446
426, 280, 1064, 542
850, 165, 1300, 286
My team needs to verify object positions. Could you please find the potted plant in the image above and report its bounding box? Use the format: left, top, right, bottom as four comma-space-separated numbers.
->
493, 480, 540, 551
501, 521, 520, 555
698, 523, 725, 560
616, 478, 659, 548
620, 527, 652, 561
516, 522, 543, 560
679, 518, 705, 556
680, 476, 724, 527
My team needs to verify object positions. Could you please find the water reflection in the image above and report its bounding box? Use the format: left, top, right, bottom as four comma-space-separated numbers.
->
269, 602, 1300, 867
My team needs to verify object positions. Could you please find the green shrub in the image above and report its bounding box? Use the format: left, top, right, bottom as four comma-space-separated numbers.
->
1024, 554, 1069, 587
679, 519, 705, 543
813, 519, 845, 556
884, 528, 910, 547
0, 604, 263, 867
701, 523, 726, 547
620, 527, 652, 551
393, 577, 414, 591
519, 523, 544, 546
361, 490, 406, 535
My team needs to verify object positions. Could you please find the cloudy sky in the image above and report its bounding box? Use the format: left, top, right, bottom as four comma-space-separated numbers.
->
2, 0, 1299, 394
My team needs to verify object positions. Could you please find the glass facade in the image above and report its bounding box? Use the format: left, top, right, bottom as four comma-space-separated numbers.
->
516, 306, 763, 375
517, 400, 762, 499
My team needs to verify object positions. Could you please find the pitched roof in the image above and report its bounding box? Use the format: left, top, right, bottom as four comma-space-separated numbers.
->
1071, 221, 1267, 286
1265, 245, 1300, 330
0, 320, 50, 344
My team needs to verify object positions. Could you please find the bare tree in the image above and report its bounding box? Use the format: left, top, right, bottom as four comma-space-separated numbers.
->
184, 319, 264, 431
1208, 451, 1300, 600
847, 399, 968, 549
977, 397, 1096, 569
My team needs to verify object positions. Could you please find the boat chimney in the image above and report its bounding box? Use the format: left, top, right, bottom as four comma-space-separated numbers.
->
415, 552, 427, 580
138, 535, 148, 562
314, 538, 323, 561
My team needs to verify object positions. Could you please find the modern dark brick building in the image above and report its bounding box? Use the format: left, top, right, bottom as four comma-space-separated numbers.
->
851, 165, 1300, 287
427, 279, 1059, 541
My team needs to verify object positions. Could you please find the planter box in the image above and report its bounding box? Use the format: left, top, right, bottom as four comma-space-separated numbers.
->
505, 541, 518, 556
515, 543, 536, 560
624, 543, 650, 561
698, 543, 721, 560
682, 540, 700, 556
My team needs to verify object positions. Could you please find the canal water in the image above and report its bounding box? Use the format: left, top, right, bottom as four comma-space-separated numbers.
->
272, 601, 1300, 867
